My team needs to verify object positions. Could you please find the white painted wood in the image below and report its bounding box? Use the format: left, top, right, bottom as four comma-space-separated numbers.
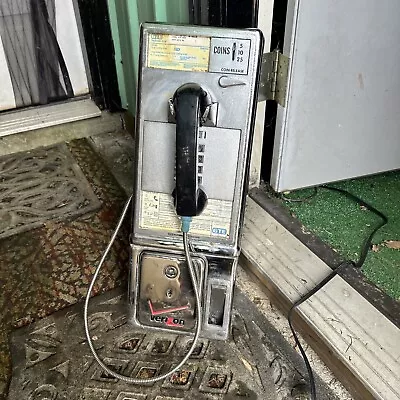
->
55, 0, 89, 96
241, 197, 400, 400
0, 99, 100, 138
271, 0, 400, 191
0, 34, 15, 111
249, 0, 274, 188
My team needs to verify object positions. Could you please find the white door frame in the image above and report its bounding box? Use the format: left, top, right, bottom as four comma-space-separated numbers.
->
249, 0, 274, 188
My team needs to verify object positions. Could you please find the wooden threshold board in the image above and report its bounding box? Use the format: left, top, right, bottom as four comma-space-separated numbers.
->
0, 98, 101, 138
241, 197, 400, 400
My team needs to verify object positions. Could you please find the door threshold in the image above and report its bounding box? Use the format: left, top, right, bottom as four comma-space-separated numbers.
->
0, 98, 101, 138
241, 193, 400, 400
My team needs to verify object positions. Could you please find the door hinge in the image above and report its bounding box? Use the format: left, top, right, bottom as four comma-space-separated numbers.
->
258, 50, 289, 107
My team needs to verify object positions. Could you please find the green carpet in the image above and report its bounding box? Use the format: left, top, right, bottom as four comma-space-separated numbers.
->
278, 171, 400, 300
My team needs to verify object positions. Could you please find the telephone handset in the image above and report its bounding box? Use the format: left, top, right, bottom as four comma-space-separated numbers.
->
172, 83, 208, 217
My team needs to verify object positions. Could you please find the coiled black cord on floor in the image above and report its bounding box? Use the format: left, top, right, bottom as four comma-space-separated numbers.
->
285, 185, 388, 399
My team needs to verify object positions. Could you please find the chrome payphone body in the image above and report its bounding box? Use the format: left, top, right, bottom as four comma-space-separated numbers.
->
130, 23, 263, 341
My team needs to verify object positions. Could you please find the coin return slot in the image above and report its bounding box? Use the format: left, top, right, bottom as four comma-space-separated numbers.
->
208, 285, 226, 326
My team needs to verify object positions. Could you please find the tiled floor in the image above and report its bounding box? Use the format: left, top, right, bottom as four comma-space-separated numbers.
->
8, 287, 335, 399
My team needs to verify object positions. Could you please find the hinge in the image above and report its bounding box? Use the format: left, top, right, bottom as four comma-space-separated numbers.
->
258, 50, 289, 107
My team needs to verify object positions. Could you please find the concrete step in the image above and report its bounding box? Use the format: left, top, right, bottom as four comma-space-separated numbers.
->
241, 195, 400, 400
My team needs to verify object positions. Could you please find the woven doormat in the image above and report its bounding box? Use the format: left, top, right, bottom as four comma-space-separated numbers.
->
0, 144, 101, 239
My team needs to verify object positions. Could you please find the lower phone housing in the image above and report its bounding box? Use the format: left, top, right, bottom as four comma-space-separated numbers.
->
129, 244, 237, 340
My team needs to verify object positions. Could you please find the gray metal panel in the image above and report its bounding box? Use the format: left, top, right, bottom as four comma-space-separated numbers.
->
140, 68, 254, 128
142, 121, 240, 201
142, 121, 175, 194
271, 0, 400, 192
133, 23, 262, 249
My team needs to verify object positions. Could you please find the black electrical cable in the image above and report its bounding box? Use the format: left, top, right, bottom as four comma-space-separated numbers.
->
286, 184, 388, 399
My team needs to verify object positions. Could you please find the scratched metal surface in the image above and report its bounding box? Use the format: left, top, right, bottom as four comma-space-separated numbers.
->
8, 288, 338, 400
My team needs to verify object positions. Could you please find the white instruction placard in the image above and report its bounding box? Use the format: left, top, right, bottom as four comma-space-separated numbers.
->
139, 191, 232, 238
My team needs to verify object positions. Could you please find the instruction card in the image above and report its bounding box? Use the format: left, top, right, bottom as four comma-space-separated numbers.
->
140, 191, 232, 238
147, 34, 210, 72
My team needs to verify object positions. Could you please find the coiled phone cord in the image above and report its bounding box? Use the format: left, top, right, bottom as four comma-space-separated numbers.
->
84, 196, 203, 384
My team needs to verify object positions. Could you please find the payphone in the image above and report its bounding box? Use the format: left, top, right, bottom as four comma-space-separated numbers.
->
84, 23, 263, 383
131, 22, 263, 338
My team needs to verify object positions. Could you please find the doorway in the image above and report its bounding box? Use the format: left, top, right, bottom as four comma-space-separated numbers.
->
0, 0, 90, 112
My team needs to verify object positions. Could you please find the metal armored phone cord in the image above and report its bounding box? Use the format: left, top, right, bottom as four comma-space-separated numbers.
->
84, 197, 203, 384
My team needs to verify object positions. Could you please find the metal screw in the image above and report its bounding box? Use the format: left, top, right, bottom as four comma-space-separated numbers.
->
164, 265, 179, 279
166, 288, 174, 298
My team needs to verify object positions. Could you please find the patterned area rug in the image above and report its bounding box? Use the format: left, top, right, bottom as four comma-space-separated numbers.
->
0, 144, 101, 239
0, 139, 130, 399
